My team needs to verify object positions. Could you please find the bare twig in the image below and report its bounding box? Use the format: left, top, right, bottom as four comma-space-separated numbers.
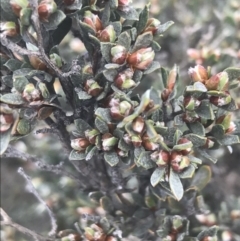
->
18, 168, 58, 238
0, 208, 53, 241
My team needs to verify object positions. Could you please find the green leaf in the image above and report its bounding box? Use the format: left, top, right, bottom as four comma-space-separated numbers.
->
156, 21, 174, 34
2, 75, 13, 88
88, 34, 100, 48
43, 10, 66, 30
100, 42, 115, 63
86, 146, 98, 161
95, 108, 112, 122
151, 41, 161, 52
187, 122, 205, 136
75, 89, 92, 100
101, 3, 110, 26
16, 119, 31, 135
185, 134, 207, 147
13, 76, 29, 92
133, 70, 143, 83
69, 150, 86, 160
104, 151, 119, 166
118, 138, 131, 151
191, 165, 212, 191
116, 7, 139, 20
137, 151, 155, 169
211, 124, 225, 139
0, 128, 11, 155
188, 155, 202, 165
0, 93, 25, 105
150, 168, 165, 187
74, 119, 92, 136
95, 117, 109, 134
178, 164, 195, 179
144, 61, 160, 75
173, 141, 193, 151
4, 59, 23, 71
196, 149, 217, 163
220, 98, 238, 111
169, 169, 184, 201
137, 4, 149, 34
103, 69, 118, 82
218, 135, 240, 145
197, 226, 219, 241
196, 100, 214, 119
111, 21, 122, 37
117, 31, 131, 51
131, 32, 153, 53
224, 67, 240, 81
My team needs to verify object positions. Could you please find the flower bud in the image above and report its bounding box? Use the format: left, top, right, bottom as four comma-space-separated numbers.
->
188, 65, 208, 83
116, 148, 128, 157
71, 138, 90, 151
230, 210, 240, 220
205, 72, 229, 91
0, 113, 14, 132
0, 22, 19, 37
183, 96, 201, 111
98, 25, 116, 42
182, 111, 199, 123
143, 18, 161, 34
10, 0, 29, 16
83, 11, 103, 33
127, 47, 155, 70
22, 83, 42, 102
29, 56, 47, 70
209, 94, 231, 107
132, 116, 145, 134
204, 138, 214, 149
161, 89, 171, 102
177, 138, 193, 155
110, 100, 132, 120
50, 53, 62, 68
142, 133, 159, 151
118, 0, 132, 11
151, 150, 170, 166
171, 152, 190, 172
102, 133, 118, 151
111, 45, 127, 64
84, 129, 100, 144
114, 68, 135, 89
84, 79, 103, 97
82, 64, 93, 75
38, 0, 57, 22
131, 134, 142, 147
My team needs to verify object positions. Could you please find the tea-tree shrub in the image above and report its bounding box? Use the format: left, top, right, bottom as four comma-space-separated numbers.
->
1, 0, 240, 240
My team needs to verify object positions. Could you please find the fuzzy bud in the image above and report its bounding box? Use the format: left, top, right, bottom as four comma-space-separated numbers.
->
10, 0, 29, 16
151, 150, 170, 166
142, 133, 159, 151
110, 100, 132, 120
183, 96, 201, 111
114, 68, 135, 89
143, 18, 161, 34
71, 138, 90, 151
98, 25, 116, 42
209, 94, 231, 107
161, 89, 171, 102
29, 56, 47, 70
205, 72, 229, 91
84, 129, 100, 144
82, 64, 93, 75
102, 133, 118, 151
177, 138, 193, 155
132, 116, 145, 134
127, 47, 155, 70
170, 151, 190, 172
182, 111, 200, 123
118, 0, 132, 11
131, 135, 142, 147
83, 11, 103, 33
0, 22, 19, 37
111, 45, 127, 64
38, 0, 57, 22
84, 79, 103, 97
22, 83, 42, 102
188, 65, 208, 83
0, 111, 14, 132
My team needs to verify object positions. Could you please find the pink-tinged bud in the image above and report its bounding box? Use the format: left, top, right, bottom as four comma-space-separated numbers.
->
29, 56, 47, 70
0, 22, 19, 37
161, 89, 171, 102
110, 100, 132, 120
221, 231, 233, 241
71, 138, 90, 151
84, 79, 103, 97
143, 18, 161, 34
151, 150, 170, 166
118, 0, 132, 11
98, 25, 116, 42
182, 111, 200, 123
166, 65, 178, 91
183, 96, 201, 111
231, 210, 240, 220
114, 68, 135, 89
102, 133, 118, 151
209, 94, 231, 107
10, 0, 29, 16
38, 0, 57, 22
204, 138, 214, 149
205, 72, 229, 91
187, 48, 201, 61
132, 116, 145, 134
111, 45, 127, 64
131, 135, 142, 147
127, 47, 155, 70
188, 65, 208, 83
107, 96, 120, 108
116, 148, 128, 157
226, 121, 236, 134
22, 83, 42, 102
142, 133, 159, 151
0, 113, 14, 132
177, 138, 192, 155
83, 11, 103, 33
170, 151, 190, 172
84, 129, 100, 144
63, 0, 76, 6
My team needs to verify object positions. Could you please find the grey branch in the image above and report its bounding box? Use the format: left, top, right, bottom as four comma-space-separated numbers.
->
0, 208, 53, 241
18, 168, 58, 238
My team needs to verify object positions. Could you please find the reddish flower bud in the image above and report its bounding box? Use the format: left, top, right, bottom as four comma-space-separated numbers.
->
209, 94, 231, 107
110, 100, 132, 120
177, 138, 192, 155
183, 96, 201, 111
161, 89, 171, 102
131, 134, 142, 147
84, 129, 100, 144
127, 47, 155, 70
22, 83, 42, 102
118, 0, 132, 11
143, 18, 161, 34
83, 11, 103, 33
188, 65, 208, 83
116, 148, 128, 157
132, 116, 145, 134
84, 79, 103, 97
142, 133, 159, 151
29, 56, 47, 70
114, 68, 135, 89
0, 112, 14, 132
0, 22, 19, 37
98, 25, 116, 42
10, 0, 29, 16
170, 151, 190, 172
102, 133, 118, 151
71, 138, 90, 151
111, 45, 127, 64
38, 0, 57, 22
182, 111, 200, 123
151, 150, 170, 166
205, 72, 229, 91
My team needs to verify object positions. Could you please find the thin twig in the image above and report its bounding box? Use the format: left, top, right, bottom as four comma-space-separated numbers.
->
0, 208, 12, 222
18, 168, 58, 238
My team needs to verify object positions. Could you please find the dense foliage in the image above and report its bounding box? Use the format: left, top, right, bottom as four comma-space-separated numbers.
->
1, 0, 240, 241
